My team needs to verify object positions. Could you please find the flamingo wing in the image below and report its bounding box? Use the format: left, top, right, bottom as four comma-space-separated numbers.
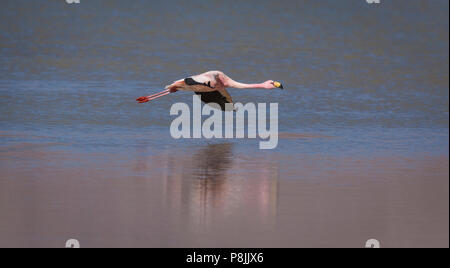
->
194, 88, 234, 111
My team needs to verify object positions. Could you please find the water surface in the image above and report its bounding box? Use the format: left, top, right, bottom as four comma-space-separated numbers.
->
0, 0, 448, 247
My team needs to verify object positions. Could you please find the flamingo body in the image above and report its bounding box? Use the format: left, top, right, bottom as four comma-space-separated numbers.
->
136, 70, 283, 111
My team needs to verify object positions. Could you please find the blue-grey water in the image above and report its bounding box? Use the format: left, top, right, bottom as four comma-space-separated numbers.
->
0, 0, 448, 247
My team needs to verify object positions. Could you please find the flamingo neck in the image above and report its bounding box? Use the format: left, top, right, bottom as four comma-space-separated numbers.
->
230, 82, 269, 89
245, 83, 268, 89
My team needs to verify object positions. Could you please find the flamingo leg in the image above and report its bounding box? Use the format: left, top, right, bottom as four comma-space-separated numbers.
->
145, 91, 171, 101
136, 89, 171, 103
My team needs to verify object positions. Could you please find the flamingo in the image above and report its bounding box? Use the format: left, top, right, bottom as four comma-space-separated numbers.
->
136, 71, 284, 110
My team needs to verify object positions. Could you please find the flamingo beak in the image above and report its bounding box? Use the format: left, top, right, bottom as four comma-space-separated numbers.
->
274, 81, 284, 89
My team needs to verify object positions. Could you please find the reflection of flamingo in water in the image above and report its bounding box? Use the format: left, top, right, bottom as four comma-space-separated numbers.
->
136, 70, 284, 110
192, 143, 233, 181
161, 143, 279, 230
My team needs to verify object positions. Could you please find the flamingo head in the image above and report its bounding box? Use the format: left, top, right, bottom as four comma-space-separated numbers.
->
264, 80, 284, 89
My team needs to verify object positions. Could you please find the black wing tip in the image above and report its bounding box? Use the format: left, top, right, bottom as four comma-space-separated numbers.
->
194, 91, 234, 111
184, 77, 197, 85
185, 77, 213, 88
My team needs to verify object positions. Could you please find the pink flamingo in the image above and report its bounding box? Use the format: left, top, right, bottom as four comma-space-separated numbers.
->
136, 71, 284, 110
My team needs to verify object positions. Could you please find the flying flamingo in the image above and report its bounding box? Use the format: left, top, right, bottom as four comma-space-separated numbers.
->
136, 70, 284, 110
